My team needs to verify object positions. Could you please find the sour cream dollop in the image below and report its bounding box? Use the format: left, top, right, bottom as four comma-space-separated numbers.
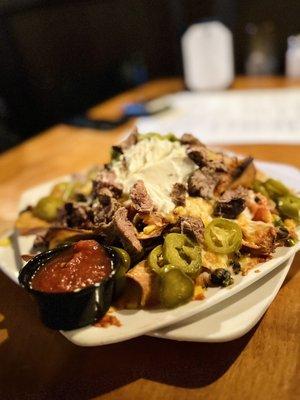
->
111, 137, 196, 213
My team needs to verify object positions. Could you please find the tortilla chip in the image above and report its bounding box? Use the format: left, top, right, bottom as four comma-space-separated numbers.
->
15, 211, 50, 235
44, 227, 94, 249
117, 260, 160, 308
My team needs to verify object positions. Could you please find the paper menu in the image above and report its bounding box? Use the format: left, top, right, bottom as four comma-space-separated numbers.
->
136, 89, 300, 144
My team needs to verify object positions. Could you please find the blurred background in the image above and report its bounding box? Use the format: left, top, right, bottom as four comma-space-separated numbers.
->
0, 0, 300, 151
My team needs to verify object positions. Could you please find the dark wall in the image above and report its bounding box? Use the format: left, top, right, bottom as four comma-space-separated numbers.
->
0, 0, 300, 148
234, 1, 300, 72
0, 0, 215, 141
0, 0, 188, 137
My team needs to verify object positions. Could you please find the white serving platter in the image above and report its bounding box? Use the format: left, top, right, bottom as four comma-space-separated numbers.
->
151, 254, 294, 342
0, 160, 299, 346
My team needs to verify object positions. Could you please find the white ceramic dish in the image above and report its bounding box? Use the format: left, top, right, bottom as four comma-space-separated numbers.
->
151, 255, 294, 342
0, 160, 299, 346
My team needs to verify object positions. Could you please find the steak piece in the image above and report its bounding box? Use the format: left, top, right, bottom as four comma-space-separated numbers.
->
180, 216, 204, 244
130, 180, 154, 213
60, 202, 94, 229
214, 198, 245, 219
113, 207, 143, 254
214, 186, 248, 219
187, 168, 217, 199
92, 196, 120, 227
112, 128, 138, 154
93, 169, 123, 198
187, 146, 227, 172
170, 183, 187, 206
219, 186, 249, 202
97, 187, 114, 206
182, 132, 227, 172
180, 133, 203, 147
60, 188, 121, 231
186, 146, 208, 168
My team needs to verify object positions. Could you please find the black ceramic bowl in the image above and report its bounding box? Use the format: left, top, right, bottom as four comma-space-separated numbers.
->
18, 243, 121, 331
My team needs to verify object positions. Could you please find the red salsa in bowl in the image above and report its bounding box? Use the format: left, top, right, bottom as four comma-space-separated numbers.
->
19, 239, 119, 330
30, 240, 113, 293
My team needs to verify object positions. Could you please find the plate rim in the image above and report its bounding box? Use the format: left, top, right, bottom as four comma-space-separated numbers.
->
150, 255, 294, 342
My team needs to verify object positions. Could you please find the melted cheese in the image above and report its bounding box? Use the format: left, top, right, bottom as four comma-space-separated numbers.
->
201, 249, 229, 270
184, 197, 213, 226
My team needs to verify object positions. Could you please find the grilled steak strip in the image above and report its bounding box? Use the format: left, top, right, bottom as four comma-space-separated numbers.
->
187, 167, 217, 199
187, 146, 227, 172
93, 169, 123, 198
60, 202, 94, 229
112, 128, 138, 154
171, 183, 187, 206
214, 187, 248, 219
130, 180, 154, 213
180, 133, 204, 147
214, 198, 245, 219
180, 216, 204, 244
113, 207, 143, 254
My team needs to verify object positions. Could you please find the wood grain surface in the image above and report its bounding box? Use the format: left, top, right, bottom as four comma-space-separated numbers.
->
0, 77, 299, 400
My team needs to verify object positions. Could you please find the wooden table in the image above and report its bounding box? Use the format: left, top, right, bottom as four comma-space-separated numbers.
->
0, 77, 299, 400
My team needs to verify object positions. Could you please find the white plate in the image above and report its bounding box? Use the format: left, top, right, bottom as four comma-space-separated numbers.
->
151, 255, 294, 342
0, 161, 299, 346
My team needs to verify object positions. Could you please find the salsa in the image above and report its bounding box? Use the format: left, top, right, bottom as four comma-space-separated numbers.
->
31, 240, 112, 293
